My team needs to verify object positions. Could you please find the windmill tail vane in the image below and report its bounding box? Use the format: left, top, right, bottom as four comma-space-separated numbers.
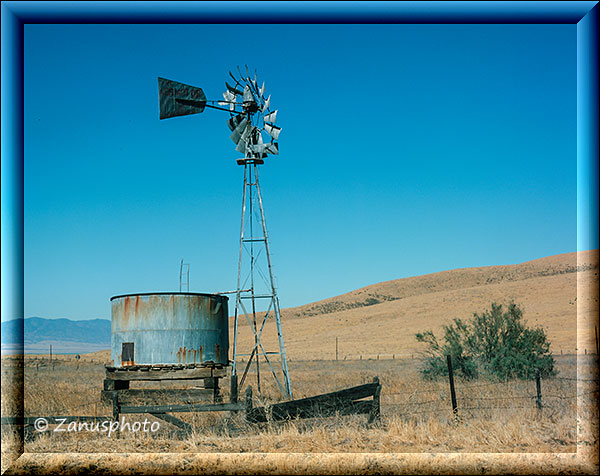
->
158, 68, 280, 163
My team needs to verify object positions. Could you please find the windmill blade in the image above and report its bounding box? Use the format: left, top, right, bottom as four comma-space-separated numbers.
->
229, 71, 245, 89
264, 122, 281, 140
230, 117, 248, 145
248, 143, 267, 155
236, 125, 258, 154
236, 140, 247, 154
226, 81, 244, 96
219, 90, 237, 110
219, 90, 235, 104
158, 77, 207, 119
265, 142, 279, 155
259, 82, 265, 97
240, 124, 254, 143
263, 110, 277, 123
248, 142, 279, 157
236, 125, 253, 153
243, 85, 254, 104
227, 113, 246, 132
263, 94, 271, 111
237, 65, 246, 82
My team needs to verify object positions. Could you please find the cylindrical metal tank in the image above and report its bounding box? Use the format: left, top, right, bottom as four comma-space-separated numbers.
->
110, 292, 229, 367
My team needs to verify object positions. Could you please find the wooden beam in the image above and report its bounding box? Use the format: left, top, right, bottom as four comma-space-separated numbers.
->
245, 381, 380, 423
103, 379, 129, 390
150, 413, 192, 432
119, 402, 244, 414
268, 381, 377, 410
106, 367, 227, 381
100, 388, 214, 405
247, 400, 373, 423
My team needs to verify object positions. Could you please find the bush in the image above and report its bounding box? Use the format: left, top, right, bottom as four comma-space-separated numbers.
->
415, 302, 556, 380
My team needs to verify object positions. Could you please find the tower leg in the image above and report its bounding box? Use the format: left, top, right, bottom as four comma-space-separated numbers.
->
232, 161, 292, 399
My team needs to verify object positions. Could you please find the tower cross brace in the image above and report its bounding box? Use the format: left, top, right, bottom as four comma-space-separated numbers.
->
232, 160, 292, 399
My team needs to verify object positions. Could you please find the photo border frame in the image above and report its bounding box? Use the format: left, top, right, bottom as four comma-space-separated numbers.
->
1, 1, 598, 474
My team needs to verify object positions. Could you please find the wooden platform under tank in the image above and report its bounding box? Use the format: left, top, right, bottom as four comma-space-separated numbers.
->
105, 364, 228, 381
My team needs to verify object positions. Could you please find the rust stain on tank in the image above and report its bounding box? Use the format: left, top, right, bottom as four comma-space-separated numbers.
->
199, 346, 203, 364
122, 297, 131, 327
119, 352, 135, 367
215, 344, 220, 362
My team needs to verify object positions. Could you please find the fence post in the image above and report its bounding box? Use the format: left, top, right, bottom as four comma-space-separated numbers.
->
535, 369, 542, 410
446, 355, 458, 418
112, 391, 121, 438
230, 373, 238, 404
368, 376, 381, 424
245, 386, 253, 423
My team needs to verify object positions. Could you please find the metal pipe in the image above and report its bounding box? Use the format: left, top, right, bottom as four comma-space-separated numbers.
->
232, 164, 248, 378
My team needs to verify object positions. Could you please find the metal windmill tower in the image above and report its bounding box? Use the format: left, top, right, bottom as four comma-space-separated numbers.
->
158, 67, 292, 399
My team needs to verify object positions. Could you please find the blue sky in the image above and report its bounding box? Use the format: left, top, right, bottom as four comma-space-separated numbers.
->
23, 23, 578, 320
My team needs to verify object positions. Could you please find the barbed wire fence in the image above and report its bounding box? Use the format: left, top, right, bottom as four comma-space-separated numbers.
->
379, 355, 599, 419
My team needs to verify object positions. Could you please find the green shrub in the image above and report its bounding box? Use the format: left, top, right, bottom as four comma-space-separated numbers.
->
415, 302, 556, 380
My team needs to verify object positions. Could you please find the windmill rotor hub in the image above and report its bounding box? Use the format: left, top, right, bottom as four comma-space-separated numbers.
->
243, 100, 259, 113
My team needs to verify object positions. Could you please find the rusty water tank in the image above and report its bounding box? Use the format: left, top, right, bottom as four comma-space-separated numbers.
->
110, 292, 229, 367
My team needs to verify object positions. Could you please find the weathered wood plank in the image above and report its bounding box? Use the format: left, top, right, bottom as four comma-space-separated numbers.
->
106, 367, 227, 381
258, 382, 377, 415
119, 402, 244, 414
247, 399, 373, 423
150, 413, 192, 432
245, 380, 381, 423
103, 379, 129, 390
100, 388, 214, 405
275, 382, 377, 407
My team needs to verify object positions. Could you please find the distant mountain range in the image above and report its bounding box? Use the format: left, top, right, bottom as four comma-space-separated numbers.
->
1, 317, 110, 354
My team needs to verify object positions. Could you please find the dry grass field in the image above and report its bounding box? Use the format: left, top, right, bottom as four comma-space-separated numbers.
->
1, 353, 598, 474
1, 249, 598, 474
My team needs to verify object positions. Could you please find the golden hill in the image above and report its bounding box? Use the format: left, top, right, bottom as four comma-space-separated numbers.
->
39, 250, 597, 364
234, 250, 598, 360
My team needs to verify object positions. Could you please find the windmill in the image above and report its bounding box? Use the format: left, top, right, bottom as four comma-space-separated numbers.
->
158, 67, 292, 399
